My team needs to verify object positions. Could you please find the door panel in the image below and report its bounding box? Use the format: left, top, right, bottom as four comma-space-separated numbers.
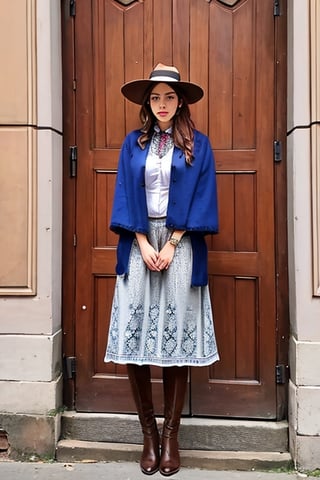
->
74, 0, 277, 417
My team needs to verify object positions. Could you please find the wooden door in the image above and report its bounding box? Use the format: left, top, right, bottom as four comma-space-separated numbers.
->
67, 0, 285, 418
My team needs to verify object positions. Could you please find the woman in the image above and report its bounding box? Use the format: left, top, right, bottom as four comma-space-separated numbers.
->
105, 63, 219, 476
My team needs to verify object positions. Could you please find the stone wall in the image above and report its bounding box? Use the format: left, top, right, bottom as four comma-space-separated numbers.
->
287, 0, 320, 470
0, 0, 63, 459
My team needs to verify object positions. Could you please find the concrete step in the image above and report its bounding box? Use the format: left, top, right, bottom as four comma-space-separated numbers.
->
56, 439, 292, 471
60, 412, 289, 453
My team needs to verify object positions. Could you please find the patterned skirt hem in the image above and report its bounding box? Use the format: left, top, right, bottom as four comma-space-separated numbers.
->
104, 352, 219, 367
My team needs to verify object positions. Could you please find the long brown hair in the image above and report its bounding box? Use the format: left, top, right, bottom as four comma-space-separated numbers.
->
137, 83, 195, 164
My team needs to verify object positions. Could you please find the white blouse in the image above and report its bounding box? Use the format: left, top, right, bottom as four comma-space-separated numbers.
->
145, 139, 174, 218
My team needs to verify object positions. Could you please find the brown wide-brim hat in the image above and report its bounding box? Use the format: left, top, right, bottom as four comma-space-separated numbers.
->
121, 63, 204, 105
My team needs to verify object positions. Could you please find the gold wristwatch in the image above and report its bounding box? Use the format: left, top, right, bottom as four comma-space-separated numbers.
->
169, 236, 180, 247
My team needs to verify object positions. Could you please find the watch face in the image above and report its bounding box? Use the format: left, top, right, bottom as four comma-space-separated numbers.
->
170, 237, 179, 246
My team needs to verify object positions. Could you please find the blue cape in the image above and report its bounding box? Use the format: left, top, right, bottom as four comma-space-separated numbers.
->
110, 129, 219, 286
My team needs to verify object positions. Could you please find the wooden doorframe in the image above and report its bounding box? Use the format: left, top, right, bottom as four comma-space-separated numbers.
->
61, 0, 77, 409
60, 0, 289, 419
274, 1, 289, 420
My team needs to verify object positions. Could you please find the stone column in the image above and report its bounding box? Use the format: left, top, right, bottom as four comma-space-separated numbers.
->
287, 0, 320, 471
0, 0, 63, 459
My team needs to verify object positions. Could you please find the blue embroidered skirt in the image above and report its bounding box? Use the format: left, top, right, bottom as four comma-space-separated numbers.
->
104, 219, 219, 367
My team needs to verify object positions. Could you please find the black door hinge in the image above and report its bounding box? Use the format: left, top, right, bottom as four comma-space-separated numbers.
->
70, 0, 76, 17
274, 0, 280, 16
64, 356, 77, 379
274, 140, 282, 162
69, 145, 77, 177
276, 364, 287, 384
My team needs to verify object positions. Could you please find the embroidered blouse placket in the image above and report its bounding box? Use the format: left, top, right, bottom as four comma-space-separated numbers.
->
146, 126, 174, 218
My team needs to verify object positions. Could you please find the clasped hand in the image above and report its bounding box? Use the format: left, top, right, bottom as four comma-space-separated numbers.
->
139, 241, 175, 271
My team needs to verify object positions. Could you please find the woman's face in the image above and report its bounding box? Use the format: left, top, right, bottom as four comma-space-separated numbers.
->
149, 83, 181, 130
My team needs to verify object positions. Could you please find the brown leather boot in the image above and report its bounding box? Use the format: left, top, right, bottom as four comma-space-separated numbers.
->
160, 366, 188, 477
127, 364, 160, 475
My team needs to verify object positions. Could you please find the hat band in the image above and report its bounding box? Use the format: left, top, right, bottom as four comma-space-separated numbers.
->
149, 69, 180, 82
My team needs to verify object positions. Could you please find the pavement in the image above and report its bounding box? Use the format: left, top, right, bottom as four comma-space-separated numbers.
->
0, 462, 318, 480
